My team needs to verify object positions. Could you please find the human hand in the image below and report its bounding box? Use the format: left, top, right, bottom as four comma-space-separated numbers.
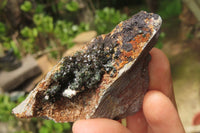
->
72, 48, 185, 133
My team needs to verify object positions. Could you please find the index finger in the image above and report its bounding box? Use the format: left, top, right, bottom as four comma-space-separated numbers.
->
149, 48, 176, 104
127, 48, 176, 132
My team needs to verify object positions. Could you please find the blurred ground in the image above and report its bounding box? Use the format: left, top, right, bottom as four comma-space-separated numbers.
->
162, 27, 200, 131
164, 40, 200, 126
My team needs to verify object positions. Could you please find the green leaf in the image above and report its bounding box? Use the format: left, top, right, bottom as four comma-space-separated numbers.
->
20, 1, 32, 12
65, 1, 79, 12
33, 14, 43, 26
20, 38, 35, 53
33, 14, 53, 33
57, 1, 64, 11
10, 41, 21, 58
54, 123, 63, 133
0, 94, 18, 122
43, 120, 53, 128
0, 22, 6, 35
20, 26, 31, 38
62, 122, 71, 130
43, 16, 53, 32
39, 127, 49, 133
21, 26, 38, 38
32, 28, 38, 37
35, 4, 44, 13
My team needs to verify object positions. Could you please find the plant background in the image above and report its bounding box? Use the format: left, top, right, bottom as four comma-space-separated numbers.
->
1, 0, 193, 133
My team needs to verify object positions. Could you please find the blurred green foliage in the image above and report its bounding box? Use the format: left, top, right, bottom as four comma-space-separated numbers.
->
33, 14, 54, 33
20, 1, 32, 12
155, 32, 165, 49
0, 0, 89, 58
0, 94, 16, 122
65, 1, 79, 12
39, 120, 71, 133
0, 0, 183, 132
158, 0, 182, 19
0, 22, 6, 35
0, 0, 182, 58
155, 0, 182, 48
94, 7, 128, 34
54, 20, 89, 47
0, 94, 71, 133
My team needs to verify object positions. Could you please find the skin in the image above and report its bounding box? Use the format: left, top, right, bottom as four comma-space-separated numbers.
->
72, 48, 186, 133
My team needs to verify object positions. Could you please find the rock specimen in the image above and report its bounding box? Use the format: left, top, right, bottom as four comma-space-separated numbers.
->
12, 11, 162, 122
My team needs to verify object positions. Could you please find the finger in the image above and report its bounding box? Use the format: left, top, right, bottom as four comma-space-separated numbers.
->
143, 90, 185, 133
127, 48, 174, 132
127, 110, 148, 133
149, 48, 176, 104
72, 118, 131, 133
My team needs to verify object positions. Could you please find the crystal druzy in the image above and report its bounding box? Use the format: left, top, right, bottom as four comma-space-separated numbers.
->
45, 37, 117, 100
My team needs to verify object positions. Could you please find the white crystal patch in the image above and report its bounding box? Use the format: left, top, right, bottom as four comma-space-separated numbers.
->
62, 89, 78, 98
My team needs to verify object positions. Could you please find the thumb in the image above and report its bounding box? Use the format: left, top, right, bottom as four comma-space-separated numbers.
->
143, 90, 185, 133
72, 118, 131, 133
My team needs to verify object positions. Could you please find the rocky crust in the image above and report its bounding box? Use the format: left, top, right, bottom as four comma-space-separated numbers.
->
13, 11, 162, 122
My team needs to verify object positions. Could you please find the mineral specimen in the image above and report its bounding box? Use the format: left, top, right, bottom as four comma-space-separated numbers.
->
12, 11, 162, 122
